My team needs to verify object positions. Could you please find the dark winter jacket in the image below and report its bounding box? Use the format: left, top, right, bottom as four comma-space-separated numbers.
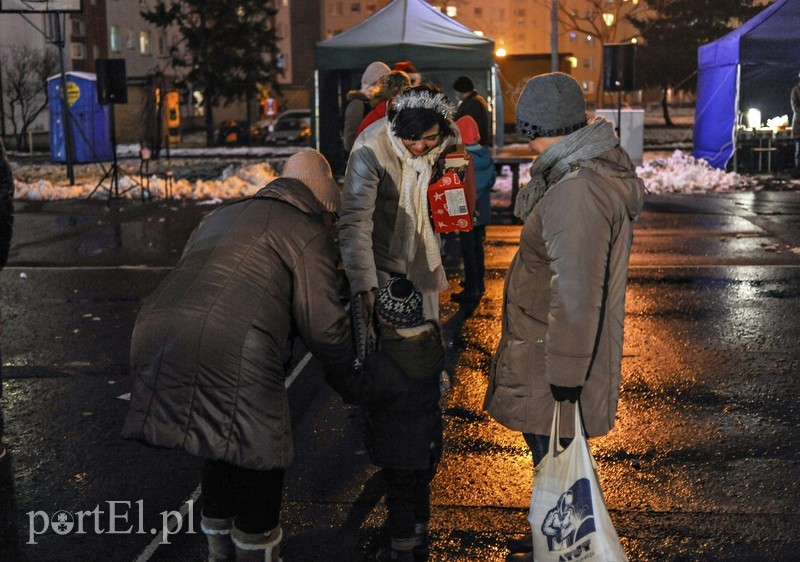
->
343, 91, 372, 153
365, 322, 444, 470
465, 143, 496, 227
122, 178, 357, 470
454, 90, 491, 147
791, 83, 800, 138
0, 139, 14, 269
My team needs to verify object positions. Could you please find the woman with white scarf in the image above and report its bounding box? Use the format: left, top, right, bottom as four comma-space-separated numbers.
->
338, 85, 460, 333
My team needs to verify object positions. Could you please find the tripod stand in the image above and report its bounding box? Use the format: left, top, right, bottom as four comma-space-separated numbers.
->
88, 102, 121, 201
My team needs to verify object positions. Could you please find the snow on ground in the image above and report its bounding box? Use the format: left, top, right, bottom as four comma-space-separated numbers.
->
8, 143, 799, 202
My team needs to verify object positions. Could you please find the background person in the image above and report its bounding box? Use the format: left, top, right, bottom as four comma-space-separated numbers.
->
343, 61, 392, 154
338, 85, 459, 335
451, 115, 495, 304
453, 75, 491, 147
482, 73, 645, 561
392, 61, 421, 87
123, 150, 362, 562
358, 70, 412, 137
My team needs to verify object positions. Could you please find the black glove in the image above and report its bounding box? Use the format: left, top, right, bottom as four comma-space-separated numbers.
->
326, 366, 372, 406
550, 384, 582, 403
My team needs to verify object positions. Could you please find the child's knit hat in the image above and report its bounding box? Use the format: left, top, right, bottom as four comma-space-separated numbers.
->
376, 277, 424, 328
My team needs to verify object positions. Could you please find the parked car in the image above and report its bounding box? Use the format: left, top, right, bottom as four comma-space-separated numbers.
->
217, 120, 251, 146
263, 109, 312, 145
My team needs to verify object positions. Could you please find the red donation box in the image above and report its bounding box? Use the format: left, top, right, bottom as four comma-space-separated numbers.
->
427, 148, 474, 233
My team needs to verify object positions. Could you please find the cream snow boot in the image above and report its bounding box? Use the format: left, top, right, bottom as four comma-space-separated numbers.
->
200, 514, 235, 562
232, 524, 282, 562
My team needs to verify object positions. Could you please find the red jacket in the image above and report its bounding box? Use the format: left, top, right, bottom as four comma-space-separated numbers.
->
357, 100, 392, 136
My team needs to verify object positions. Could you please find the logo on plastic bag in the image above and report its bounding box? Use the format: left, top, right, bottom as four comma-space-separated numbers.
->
542, 478, 596, 555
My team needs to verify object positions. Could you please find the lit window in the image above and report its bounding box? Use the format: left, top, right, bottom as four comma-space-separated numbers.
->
446, 5, 457, 17
71, 42, 86, 60
110, 25, 121, 52
569, 32, 577, 42
71, 19, 85, 37
140, 30, 151, 55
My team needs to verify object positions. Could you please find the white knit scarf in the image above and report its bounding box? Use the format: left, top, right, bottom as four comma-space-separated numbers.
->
387, 126, 448, 293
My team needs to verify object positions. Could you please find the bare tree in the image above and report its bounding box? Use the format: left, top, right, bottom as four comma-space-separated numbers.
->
1, 46, 59, 151
536, 0, 664, 106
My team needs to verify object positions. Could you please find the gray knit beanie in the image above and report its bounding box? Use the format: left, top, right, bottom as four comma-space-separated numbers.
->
515, 72, 588, 139
361, 61, 391, 91
281, 150, 340, 213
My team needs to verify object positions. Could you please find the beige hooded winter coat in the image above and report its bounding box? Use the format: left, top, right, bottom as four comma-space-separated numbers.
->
484, 146, 645, 438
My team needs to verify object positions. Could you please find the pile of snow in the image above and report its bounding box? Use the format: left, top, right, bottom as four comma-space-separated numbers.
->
635, 150, 758, 193
9, 148, 791, 202
14, 162, 280, 201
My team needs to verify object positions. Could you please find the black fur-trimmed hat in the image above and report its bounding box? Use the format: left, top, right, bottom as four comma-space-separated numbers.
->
376, 277, 424, 328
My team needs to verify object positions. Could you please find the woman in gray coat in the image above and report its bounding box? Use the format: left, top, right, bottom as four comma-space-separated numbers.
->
484, 74, 645, 561
123, 151, 359, 561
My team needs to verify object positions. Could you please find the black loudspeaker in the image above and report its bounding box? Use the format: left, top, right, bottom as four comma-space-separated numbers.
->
603, 43, 636, 92
95, 58, 128, 104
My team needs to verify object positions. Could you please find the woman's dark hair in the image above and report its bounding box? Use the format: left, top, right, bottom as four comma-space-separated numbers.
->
388, 85, 456, 141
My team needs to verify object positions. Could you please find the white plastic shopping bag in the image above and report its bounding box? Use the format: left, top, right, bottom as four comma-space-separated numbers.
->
528, 402, 627, 562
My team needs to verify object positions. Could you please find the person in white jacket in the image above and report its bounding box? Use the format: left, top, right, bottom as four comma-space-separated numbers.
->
338, 85, 460, 333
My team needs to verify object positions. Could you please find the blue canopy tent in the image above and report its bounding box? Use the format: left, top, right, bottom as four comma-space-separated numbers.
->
693, 0, 800, 169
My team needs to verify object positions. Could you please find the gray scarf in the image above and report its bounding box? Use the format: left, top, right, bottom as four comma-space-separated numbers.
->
514, 117, 619, 221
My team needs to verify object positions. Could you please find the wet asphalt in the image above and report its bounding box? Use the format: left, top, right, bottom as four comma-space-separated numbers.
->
1, 189, 799, 561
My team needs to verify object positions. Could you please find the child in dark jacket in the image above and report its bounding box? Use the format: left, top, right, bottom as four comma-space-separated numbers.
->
366, 277, 445, 562
452, 115, 496, 304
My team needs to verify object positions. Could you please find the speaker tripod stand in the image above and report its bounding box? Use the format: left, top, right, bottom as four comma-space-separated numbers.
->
87, 102, 147, 201
88, 99, 121, 200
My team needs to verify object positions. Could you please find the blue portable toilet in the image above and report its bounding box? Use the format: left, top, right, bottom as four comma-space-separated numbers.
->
48, 72, 114, 163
